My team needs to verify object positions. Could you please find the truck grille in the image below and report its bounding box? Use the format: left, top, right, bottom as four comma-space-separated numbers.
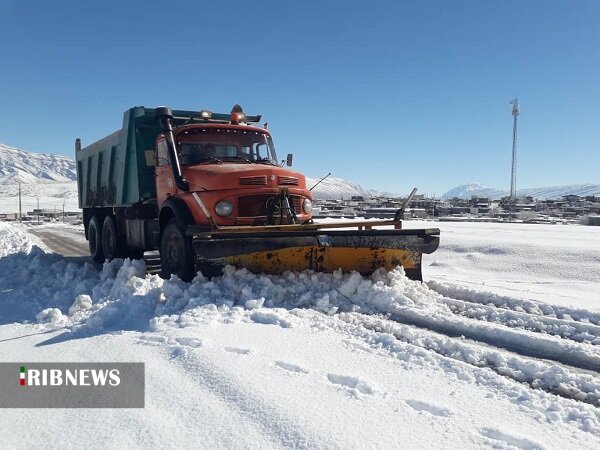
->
238, 195, 302, 217
278, 176, 298, 186
239, 176, 267, 186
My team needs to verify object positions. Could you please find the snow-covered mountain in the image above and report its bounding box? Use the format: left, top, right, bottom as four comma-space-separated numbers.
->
0, 143, 76, 183
443, 182, 600, 200
519, 183, 600, 200
442, 183, 507, 200
0, 144, 79, 212
305, 175, 376, 200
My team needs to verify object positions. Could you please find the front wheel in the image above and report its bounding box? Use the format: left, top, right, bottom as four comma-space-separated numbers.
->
160, 219, 195, 281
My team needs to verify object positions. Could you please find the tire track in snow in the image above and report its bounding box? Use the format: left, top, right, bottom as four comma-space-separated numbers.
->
435, 295, 600, 345
427, 280, 600, 326
332, 280, 600, 373
337, 312, 600, 407
386, 305, 600, 372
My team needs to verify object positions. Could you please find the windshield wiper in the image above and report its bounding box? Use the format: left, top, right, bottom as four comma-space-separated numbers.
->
200, 156, 223, 164
225, 156, 252, 164
255, 159, 277, 166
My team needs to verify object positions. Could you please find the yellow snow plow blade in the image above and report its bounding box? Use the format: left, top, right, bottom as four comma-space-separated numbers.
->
222, 246, 421, 276
188, 222, 440, 281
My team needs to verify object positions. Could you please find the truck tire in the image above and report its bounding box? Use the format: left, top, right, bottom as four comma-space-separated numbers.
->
160, 219, 195, 282
88, 215, 105, 263
102, 215, 124, 261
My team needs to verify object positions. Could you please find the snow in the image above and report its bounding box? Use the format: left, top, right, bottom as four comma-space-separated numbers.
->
444, 181, 600, 200
0, 184, 79, 215
1, 218, 600, 447
68, 294, 93, 314
305, 175, 378, 199
0, 143, 79, 214
0, 221, 46, 256
0, 222, 600, 449
443, 182, 507, 200
410, 220, 600, 310
0, 143, 77, 182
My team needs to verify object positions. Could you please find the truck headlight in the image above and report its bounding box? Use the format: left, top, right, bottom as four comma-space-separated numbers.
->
215, 200, 233, 217
303, 199, 313, 214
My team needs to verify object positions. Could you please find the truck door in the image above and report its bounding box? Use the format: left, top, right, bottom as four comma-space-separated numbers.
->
155, 137, 176, 205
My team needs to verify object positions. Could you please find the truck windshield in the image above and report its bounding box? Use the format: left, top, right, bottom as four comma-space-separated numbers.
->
177, 128, 278, 165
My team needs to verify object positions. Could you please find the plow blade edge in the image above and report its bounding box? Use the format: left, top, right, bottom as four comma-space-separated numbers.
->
191, 228, 440, 281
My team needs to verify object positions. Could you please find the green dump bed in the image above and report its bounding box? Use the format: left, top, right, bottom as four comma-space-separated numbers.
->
76, 107, 161, 208
76, 105, 258, 208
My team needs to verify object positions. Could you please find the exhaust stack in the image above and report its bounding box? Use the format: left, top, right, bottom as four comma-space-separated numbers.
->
155, 106, 189, 191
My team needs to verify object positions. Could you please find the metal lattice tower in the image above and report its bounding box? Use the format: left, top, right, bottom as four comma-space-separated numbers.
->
509, 98, 519, 199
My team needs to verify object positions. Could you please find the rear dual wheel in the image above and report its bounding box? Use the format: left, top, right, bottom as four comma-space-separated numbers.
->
88, 214, 144, 263
102, 215, 124, 260
88, 216, 104, 263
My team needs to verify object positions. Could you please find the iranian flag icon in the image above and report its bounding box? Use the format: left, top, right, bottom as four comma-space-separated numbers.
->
20, 366, 25, 386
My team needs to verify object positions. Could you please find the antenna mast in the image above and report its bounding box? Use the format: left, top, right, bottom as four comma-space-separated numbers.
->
509, 98, 519, 199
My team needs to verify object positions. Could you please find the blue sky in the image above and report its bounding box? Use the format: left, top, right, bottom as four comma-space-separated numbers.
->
1, 0, 599, 195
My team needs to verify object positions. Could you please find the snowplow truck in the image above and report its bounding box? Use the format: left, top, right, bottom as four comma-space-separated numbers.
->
76, 105, 440, 281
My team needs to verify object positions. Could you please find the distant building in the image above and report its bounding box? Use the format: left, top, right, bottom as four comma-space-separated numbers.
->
581, 215, 600, 226
0, 213, 19, 221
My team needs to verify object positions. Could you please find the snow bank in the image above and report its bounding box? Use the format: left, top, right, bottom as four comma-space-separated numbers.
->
0, 222, 46, 256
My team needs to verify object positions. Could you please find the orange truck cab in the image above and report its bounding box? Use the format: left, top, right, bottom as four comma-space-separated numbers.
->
155, 122, 313, 228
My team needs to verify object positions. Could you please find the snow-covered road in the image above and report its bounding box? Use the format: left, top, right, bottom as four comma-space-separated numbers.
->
1, 221, 599, 449
29, 226, 89, 257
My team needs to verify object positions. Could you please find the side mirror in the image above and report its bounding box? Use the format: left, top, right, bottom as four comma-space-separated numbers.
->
286, 153, 293, 167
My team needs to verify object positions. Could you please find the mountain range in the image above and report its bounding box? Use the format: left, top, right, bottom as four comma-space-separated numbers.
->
0, 144, 78, 203
442, 182, 600, 200
0, 143, 76, 184
1, 143, 598, 202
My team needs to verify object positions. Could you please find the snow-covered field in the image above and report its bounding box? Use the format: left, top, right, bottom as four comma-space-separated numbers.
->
414, 220, 600, 310
0, 183, 79, 215
0, 220, 599, 449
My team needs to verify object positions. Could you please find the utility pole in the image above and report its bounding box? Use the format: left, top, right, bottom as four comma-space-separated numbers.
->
37, 195, 40, 225
18, 182, 22, 221
509, 98, 519, 200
